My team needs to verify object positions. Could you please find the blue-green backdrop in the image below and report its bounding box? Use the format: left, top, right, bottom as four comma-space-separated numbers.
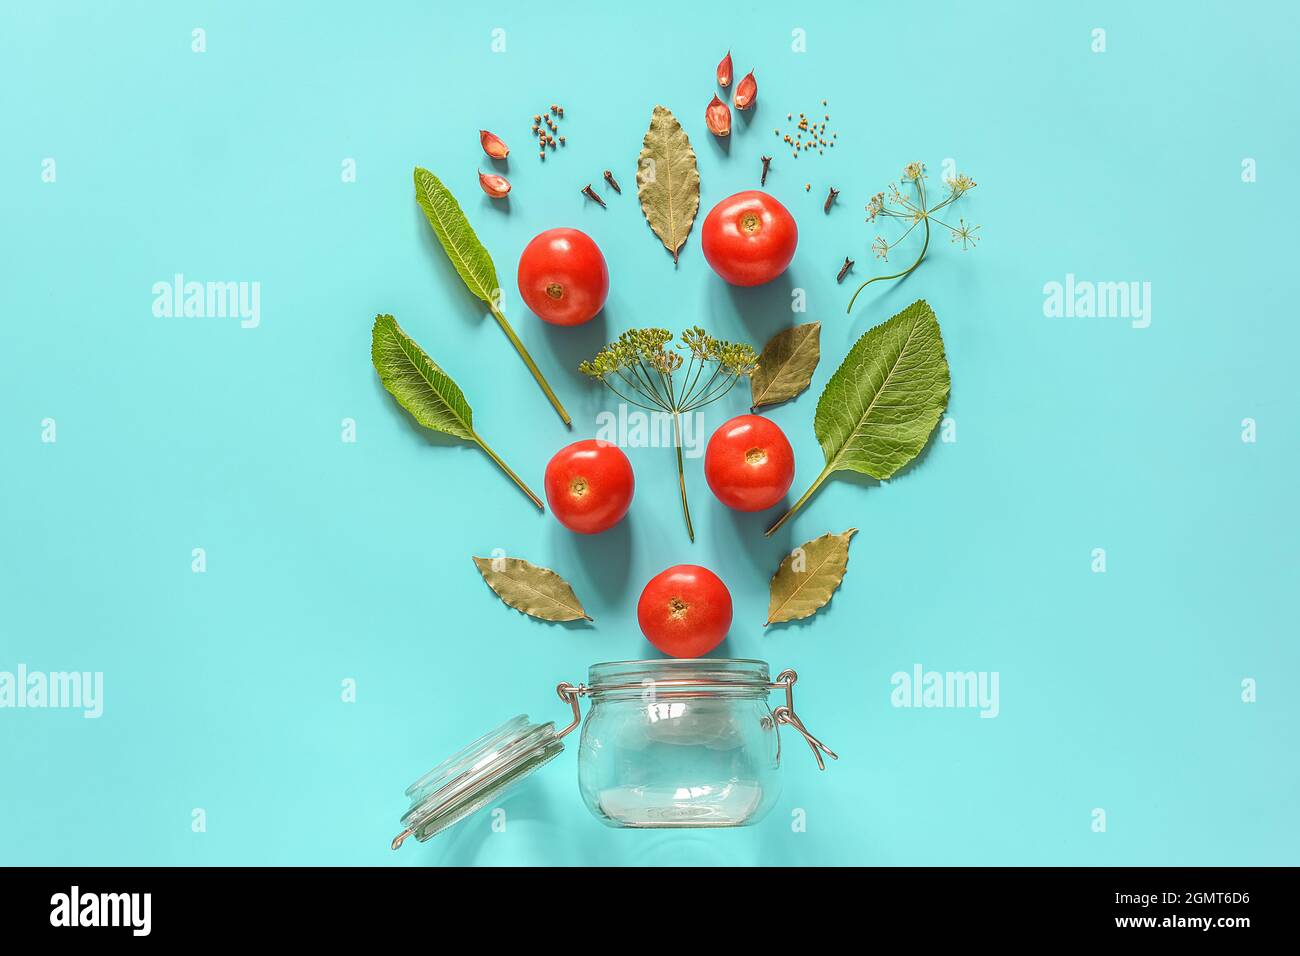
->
2, 1, 1297, 865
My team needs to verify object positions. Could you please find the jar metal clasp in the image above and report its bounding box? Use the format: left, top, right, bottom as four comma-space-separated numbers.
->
770, 669, 838, 771
554, 681, 587, 740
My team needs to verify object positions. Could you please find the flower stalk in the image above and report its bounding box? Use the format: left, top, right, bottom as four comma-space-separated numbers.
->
580, 327, 757, 542
847, 162, 979, 314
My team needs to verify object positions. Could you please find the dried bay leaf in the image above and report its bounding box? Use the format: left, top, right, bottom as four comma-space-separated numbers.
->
636, 106, 700, 264
751, 322, 821, 409
766, 529, 858, 625
472, 556, 592, 623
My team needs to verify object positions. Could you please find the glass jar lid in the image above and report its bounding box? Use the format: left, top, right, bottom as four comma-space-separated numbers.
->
391, 714, 564, 848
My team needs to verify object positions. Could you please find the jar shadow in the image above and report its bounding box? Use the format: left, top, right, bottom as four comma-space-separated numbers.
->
414, 783, 564, 866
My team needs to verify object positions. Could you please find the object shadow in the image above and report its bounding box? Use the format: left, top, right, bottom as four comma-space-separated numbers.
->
416, 779, 561, 866
714, 271, 795, 346
533, 308, 609, 397
479, 194, 511, 216
550, 514, 634, 605
712, 503, 793, 582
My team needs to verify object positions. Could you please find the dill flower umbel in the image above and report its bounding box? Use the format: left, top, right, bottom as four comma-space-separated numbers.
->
848, 162, 981, 313
581, 327, 756, 541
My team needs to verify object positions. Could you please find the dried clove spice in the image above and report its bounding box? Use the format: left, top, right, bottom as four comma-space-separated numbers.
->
836, 257, 854, 283
760, 155, 772, 186
824, 186, 839, 213
603, 170, 621, 193
581, 183, 607, 208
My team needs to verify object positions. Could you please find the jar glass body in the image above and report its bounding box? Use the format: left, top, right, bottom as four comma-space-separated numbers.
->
576, 659, 781, 828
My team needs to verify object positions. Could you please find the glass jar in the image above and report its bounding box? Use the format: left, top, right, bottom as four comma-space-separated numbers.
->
391, 658, 835, 849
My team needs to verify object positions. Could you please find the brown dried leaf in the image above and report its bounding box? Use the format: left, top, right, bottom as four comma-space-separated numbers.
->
472, 556, 592, 623
750, 322, 821, 409
766, 529, 857, 625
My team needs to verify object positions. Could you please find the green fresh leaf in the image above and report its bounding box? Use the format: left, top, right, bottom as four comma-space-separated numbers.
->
371, 313, 474, 441
413, 167, 500, 308
766, 300, 949, 536
412, 167, 571, 425
636, 106, 701, 264
751, 322, 821, 409
766, 529, 857, 625
815, 299, 949, 479
472, 556, 592, 623
371, 314, 544, 510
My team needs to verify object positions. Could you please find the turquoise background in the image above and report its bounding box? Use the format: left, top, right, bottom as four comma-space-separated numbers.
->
2, 1, 1297, 866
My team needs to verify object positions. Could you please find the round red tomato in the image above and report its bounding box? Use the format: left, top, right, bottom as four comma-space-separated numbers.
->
517, 228, 609, 326
700, 190, 798, 287
544, 439, 634, 534
704, 414, 795, 511
637, 565, 733, 658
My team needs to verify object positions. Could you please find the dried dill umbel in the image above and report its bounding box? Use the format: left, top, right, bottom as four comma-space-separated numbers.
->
580, 327, 757, 541
847, 162, 980, 313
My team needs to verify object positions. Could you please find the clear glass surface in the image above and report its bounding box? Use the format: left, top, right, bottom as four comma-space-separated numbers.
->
576, 659, 781, 828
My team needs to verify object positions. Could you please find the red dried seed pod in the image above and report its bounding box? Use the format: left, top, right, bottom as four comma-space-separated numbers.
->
734, 70, 757, 110
478, 170, 511, 198
705, 94, 731, 137
717, 51, 733, 89
479, 130, 509, 159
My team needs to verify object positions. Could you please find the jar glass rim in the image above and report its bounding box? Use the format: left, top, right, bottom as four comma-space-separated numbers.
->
587, 658, 771, 690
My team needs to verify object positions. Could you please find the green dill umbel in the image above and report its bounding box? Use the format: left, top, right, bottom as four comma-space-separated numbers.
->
847, 162, 980, 314
581, 327, 757, 541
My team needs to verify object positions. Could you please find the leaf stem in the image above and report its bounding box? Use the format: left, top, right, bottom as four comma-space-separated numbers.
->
474, 432, 544, 510
489, 307, 571, 426
673, 411, 695, 542
765, 463, 834, 537
846, 217, 931, 314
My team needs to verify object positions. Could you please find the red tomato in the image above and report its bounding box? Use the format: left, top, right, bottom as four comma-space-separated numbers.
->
544, 439, 634, 534
700, 191, 798, 286
704, 414, 795, 512
517, 228, 609, 326
637, 565, 733, 658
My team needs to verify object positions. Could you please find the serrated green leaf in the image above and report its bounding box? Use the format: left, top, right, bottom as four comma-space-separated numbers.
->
371, 314, 544, 510
751, 322, 821, 409
412, 167, 571, 426
371, 313, 474, 441
473, 556, 592, 622
766, 301, 949, 536
413, 167, 500, 307
636, 106, 700, 264
815, 299, 949, 478
766, 529, 857, 625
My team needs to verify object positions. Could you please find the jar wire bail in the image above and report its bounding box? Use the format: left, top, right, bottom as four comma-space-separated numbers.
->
554, 681, 587, 740
771, 669, 838, 771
